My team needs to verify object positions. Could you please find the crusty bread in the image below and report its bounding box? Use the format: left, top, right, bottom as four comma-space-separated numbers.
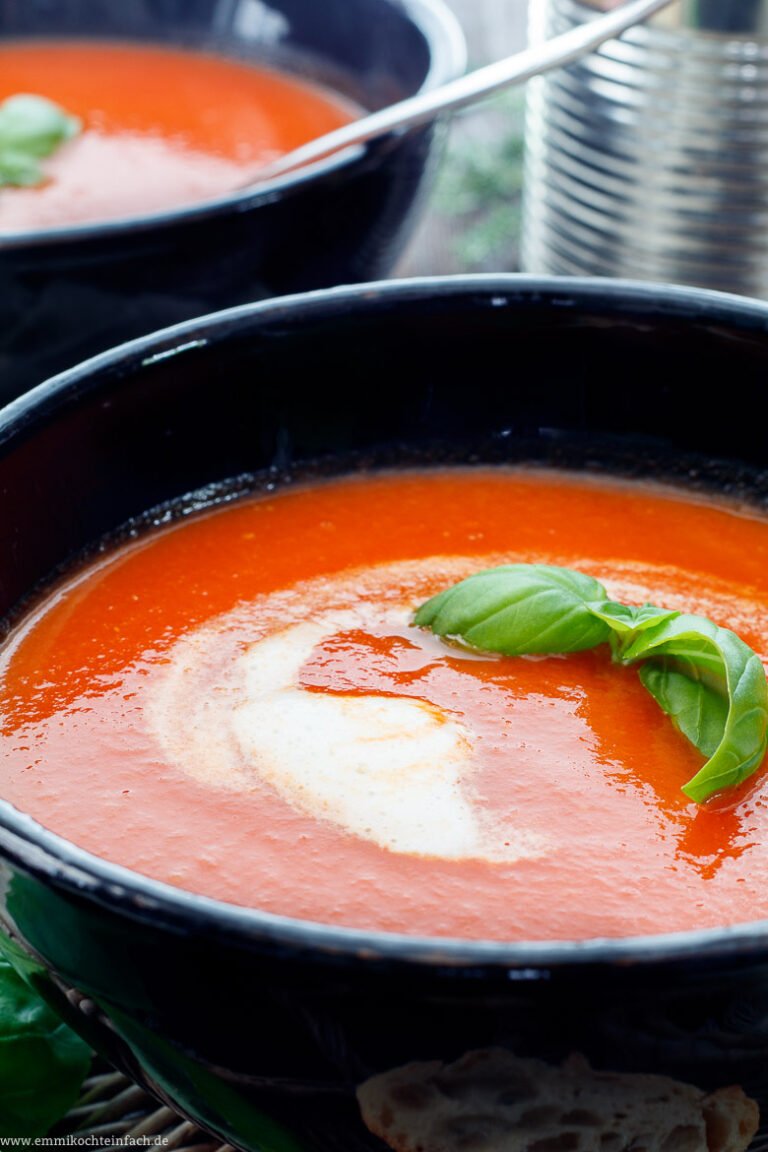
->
356, 1047, 759, 1152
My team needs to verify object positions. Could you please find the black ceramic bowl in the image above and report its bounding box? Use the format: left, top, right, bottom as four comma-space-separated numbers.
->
3, 276, 768, 1150
0, 0, 464, 406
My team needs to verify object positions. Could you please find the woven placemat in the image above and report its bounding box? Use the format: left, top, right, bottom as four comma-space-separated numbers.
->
56, 1066, 232, 1152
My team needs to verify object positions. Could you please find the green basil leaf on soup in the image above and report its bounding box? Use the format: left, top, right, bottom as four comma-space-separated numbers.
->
415, 564, 768, 804
638, 664, 728, 760
586, 600, 679, 637
618, 613, 768, 804
414, 564, 612, 655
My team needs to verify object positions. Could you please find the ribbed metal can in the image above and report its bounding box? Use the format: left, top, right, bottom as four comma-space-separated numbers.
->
521, 0, 768, 296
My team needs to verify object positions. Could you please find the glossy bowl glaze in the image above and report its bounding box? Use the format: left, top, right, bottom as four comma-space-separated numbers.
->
0, 0, 464, 405
3, 276, 768, 1150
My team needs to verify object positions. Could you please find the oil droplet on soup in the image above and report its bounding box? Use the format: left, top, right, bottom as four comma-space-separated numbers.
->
3, 466, 768, 942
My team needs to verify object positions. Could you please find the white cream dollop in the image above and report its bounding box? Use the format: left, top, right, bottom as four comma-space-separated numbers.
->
234, 612, 497, 859
149, 566, 548, 863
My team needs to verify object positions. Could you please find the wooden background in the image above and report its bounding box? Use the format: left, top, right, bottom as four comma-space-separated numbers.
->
397, 0, 529, 277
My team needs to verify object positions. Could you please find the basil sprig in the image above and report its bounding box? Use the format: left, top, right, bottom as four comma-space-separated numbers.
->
414, 564, 768, 803
0, 95, 81, 188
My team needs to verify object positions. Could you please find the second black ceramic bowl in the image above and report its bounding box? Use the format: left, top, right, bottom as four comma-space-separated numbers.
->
3, 276, 768, 1150
0, 0, 464, 405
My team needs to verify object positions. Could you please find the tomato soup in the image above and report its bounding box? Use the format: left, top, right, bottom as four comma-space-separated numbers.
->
0, 40, 357, 230
3, 466, 768, 942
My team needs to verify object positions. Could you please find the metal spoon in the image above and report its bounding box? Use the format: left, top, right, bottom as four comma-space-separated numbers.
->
255, 0, 675, 184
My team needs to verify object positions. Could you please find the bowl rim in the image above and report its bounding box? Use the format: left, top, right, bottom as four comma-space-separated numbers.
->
4, 272, 768, 973
0, 0, 467, 251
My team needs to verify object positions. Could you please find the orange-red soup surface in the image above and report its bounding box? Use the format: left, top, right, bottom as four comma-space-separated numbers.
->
0, 39, 356, 230
3, 467, 768, 942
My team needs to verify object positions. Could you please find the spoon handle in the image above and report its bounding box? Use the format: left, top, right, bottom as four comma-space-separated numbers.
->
257, 0, 675, 183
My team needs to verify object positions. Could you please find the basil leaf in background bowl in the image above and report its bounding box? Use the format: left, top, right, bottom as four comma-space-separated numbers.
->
0, 940, 91, 1138
0, 94, 81, 188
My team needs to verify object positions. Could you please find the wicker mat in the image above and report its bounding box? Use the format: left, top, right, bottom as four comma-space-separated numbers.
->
57, 1066, 233, 1152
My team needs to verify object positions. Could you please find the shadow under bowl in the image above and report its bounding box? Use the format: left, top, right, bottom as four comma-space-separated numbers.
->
0, 0, 465, 406
3, 275, 768, 1149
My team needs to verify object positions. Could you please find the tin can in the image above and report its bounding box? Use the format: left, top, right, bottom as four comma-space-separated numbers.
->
521, 0, 768, 296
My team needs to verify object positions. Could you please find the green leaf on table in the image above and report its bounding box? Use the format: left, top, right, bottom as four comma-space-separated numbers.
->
0, 951, 91, 1138
0, 95, 81, 188
414, 564, 768, 803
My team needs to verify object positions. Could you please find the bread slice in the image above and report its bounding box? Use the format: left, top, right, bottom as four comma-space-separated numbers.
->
356, 1048, 759, 1152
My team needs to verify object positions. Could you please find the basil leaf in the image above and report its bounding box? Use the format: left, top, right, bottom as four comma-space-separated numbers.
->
587, 600, 679, 636
639, 664, 727, 759
0, 949, 91, 1137
619, 614, 768, 803
415, 565, 768, 802
0, 151, 47, 187
0, 95, 81, 188
414, 564, 612, 655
